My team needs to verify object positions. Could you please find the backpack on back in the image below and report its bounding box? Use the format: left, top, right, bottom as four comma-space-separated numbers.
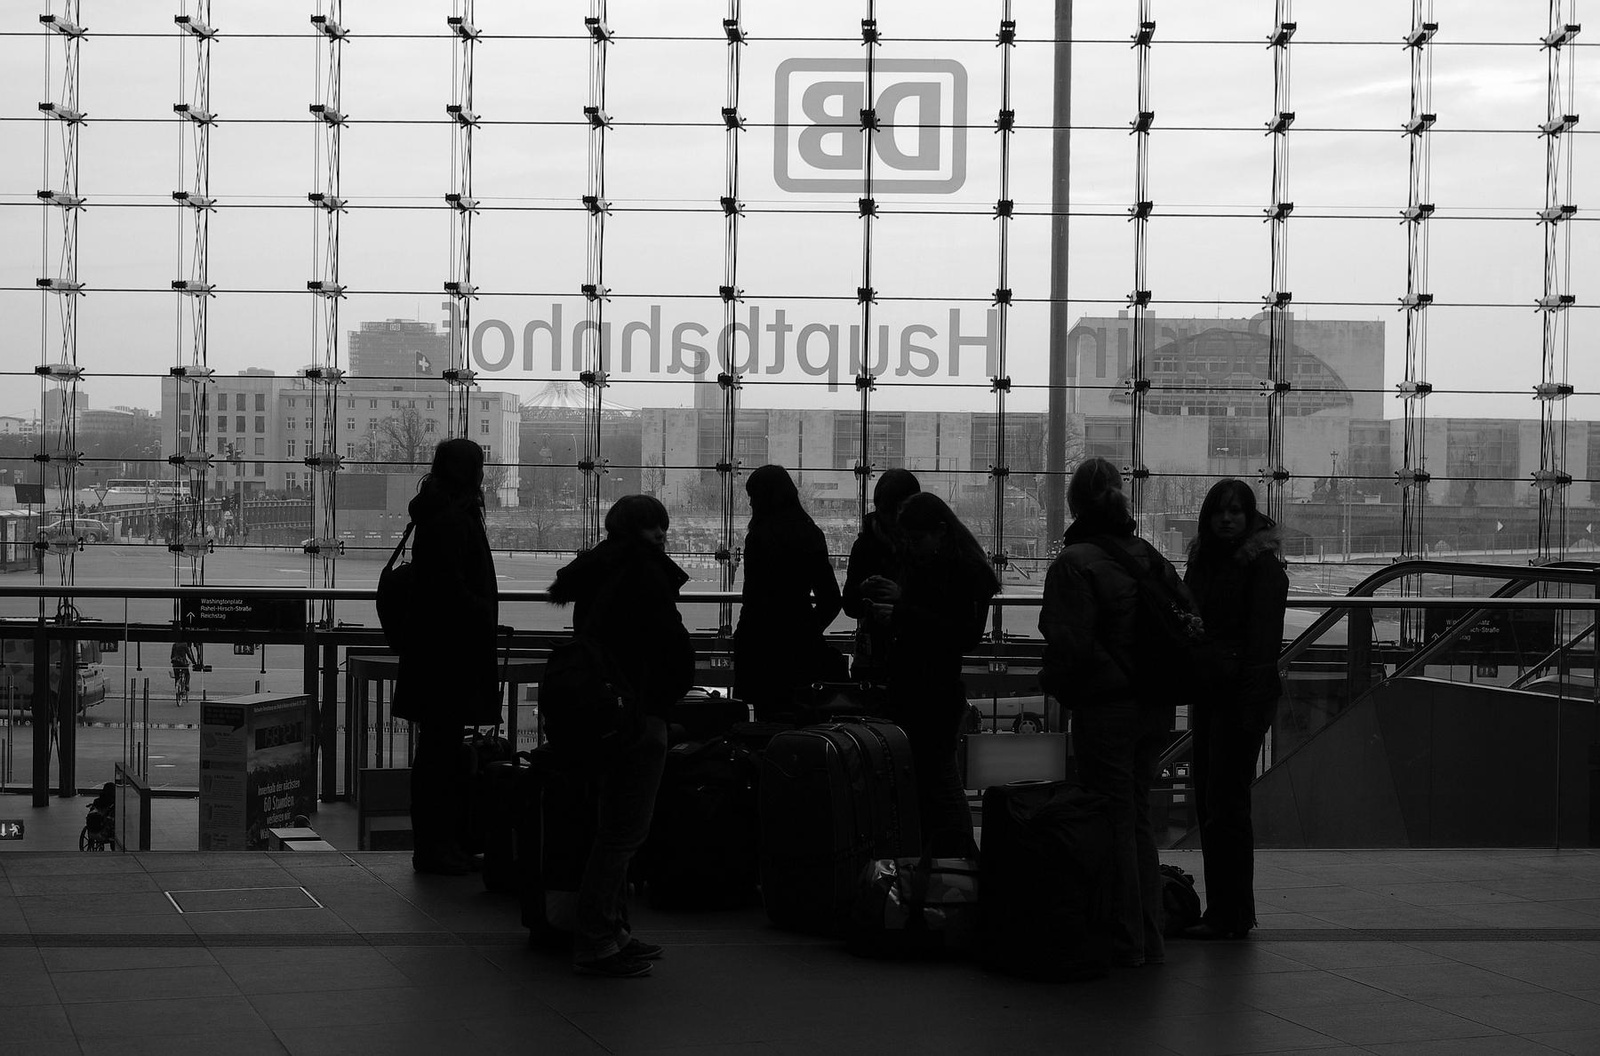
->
538, 634, 638, 768
1087, 538, 1205, 700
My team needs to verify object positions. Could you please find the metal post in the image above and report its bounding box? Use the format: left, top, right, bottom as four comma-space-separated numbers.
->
1044, 0, 1074, 545
31, 623, 49, 806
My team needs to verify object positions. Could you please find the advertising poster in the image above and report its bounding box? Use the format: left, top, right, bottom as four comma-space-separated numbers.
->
198, 694, 315, 850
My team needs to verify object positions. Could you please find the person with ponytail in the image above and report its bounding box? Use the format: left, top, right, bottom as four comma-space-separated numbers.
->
1039, 457, 1191, 967
879, 492, 999, 858
1180, 479, 1288, 940
393, 438, 501, 875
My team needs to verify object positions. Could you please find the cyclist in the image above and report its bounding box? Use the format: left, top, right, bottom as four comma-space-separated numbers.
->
170, 638, 199, 705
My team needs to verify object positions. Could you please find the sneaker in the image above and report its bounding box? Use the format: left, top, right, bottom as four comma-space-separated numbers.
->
622, 938, 664, 960
572, 953, 652, 978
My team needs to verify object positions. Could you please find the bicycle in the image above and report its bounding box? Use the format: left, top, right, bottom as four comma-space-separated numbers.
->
172, 664, 191, 707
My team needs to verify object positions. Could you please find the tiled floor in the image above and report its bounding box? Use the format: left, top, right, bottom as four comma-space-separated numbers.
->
0, 817, 1597, 1056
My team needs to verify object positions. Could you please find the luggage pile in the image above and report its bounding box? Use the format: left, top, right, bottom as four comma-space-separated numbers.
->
470, 686, 1124, 984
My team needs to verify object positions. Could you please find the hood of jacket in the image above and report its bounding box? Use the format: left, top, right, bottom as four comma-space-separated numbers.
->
547, 537, 689, 606
407, 482, 480, 528
1231, 522, 1283, 565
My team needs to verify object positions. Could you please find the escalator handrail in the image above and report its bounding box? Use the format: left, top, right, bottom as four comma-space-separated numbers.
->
1157, 558, 1600, 775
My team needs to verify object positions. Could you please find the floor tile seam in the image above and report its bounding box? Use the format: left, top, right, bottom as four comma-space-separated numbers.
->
1322, 963, 1555, 1003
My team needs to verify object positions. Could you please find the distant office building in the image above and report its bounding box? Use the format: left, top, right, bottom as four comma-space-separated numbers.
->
159, 328, 523, 506
348, 318, 450, 389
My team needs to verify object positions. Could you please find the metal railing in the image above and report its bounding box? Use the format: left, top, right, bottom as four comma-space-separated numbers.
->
2, 563, 1598, 815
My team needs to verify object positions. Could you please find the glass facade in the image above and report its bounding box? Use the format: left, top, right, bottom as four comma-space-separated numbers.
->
0, 3, 1594, 593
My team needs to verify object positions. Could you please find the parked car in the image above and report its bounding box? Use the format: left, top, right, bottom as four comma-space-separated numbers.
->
0, 631, 108, 717
40, 518, 110, 543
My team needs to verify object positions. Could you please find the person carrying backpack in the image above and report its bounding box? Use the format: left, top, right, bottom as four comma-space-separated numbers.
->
547, 494, 694, 978
1180, 479, 1288, 940
1039, 457, 1196, 968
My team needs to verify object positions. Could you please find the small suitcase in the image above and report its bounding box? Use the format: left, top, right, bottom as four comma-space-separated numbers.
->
638, 737, 761, 908
759, 719, 921, 934
517, 748, 599, 944
979, 780, 1114, 982
669, 688, 749, 742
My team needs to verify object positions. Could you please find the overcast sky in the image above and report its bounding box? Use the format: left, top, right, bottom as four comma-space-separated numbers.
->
1, 1, 1594, 423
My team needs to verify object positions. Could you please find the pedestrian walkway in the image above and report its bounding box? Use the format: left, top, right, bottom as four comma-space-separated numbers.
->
0, 839, 1596, 1055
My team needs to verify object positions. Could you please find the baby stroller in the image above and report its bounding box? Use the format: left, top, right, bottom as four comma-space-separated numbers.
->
80, 781, 116, 851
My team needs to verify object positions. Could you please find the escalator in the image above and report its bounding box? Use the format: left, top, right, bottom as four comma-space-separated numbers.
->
1158, 560, 1600, 848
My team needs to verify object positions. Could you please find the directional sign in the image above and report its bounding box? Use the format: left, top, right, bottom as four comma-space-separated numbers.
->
0, 820, 24, 840
179, 596, 302, 634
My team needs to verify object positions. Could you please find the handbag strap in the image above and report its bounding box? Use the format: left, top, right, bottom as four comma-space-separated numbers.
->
384, 522, 415, 572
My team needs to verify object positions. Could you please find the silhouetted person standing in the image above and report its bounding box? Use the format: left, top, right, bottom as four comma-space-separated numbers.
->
734, 465, 843, 721
549, 494, 694, 977
1182, 479, 1288, 940
1040, 457, 1189, 967
841, 469, 920, 683
394, 438, 501, 876
881, 492, 998, 857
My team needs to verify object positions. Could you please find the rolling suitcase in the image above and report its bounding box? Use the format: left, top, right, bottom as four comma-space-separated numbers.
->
978, 780, 1114, 981
759, 719, 920, 934
638, 736, 762, 908
481, 751, 537, 894
460, 725, 512, 855
517, 748, 600, 944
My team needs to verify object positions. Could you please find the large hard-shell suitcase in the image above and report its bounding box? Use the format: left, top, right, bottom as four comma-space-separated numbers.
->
517, 748, 599, 944
979, 780, 1114, 981
759, 719, 920, 933
481, 752, 538, 894
638, 736, 761, 908
460, 726, 512, 855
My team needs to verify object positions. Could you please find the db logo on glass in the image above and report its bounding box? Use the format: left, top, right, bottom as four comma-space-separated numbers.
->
774, 58, 967, 193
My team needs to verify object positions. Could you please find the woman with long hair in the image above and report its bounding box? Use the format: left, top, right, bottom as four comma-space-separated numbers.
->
734, 465, 843, 721
1039, 456, 1190, 967
880, 492, 999, 857
393, 438, 501, 875
548, 493, 694, 977
1181, 479, 1288, 939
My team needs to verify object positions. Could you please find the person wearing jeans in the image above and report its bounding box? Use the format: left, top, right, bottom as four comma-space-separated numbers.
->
1040, 458, 1192, 967
574, 716, 669, 967
549, 495, 695, 978
1071, 696, 1177, 965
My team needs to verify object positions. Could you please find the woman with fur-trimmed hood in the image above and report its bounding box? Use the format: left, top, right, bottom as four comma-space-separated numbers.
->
1181, 479, 1289, 940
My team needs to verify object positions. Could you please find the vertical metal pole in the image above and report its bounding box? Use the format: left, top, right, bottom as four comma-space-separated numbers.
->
717, 2, 747, 640
1535, 8, 1579, 558
57, 629, 75, 795
1127, 8, 1155, 516
31, 624, 49, 806
1262, 6, 1295, 525
1044, 0, 1074, 545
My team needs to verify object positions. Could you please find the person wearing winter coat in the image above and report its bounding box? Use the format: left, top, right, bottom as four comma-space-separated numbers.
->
1039, 457, 1191, 967
841, 469, 920, 683
393, 438, 502, 876
733, 465, 844, 720
880, 492, 998, 858
547, 494, 694, 978
1181, 479, 1289, 940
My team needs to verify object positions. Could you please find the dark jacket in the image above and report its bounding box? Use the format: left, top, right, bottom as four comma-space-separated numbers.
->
548, 538, 694, 720
1039, 519, 1191, 707
841, 513, 902, 678
393, 487, 501, 725
1184, 523, 1289, 708
886, 551, 997, 723
734, 517, 843, 702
